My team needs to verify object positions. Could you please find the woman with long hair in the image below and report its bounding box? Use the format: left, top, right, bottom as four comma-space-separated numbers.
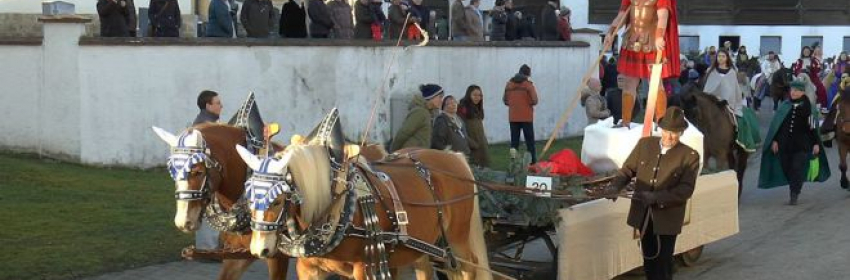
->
458, 85, 491, 167
704, 49, 761, 152
735, 45, 750, 75
793, 46, 828, 108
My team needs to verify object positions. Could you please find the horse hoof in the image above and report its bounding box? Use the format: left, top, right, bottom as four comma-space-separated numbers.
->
841, 178, 849, 189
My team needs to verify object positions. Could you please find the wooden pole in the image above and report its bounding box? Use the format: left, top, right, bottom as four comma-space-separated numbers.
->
641, 51, 665, 137
539, 8, 629, 158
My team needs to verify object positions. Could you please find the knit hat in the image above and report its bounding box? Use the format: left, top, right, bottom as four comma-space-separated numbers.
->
790, 80, 807, 91
420, 84, 444, 100
519, 64, 531, 76
658, 107, 689, 133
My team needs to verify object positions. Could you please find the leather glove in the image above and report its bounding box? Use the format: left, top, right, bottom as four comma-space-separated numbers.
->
601, 184, 621, 201
633, 191, 658, 205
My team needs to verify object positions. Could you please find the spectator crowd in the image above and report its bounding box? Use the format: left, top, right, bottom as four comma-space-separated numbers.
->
97, 0, 574, 41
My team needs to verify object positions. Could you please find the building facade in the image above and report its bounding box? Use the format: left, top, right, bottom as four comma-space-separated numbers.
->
572, 0, 850, 61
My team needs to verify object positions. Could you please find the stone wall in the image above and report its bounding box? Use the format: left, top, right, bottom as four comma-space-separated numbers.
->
0, 18, 600, 168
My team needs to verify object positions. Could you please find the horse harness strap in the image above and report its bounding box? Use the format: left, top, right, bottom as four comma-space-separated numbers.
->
410, 155, 459, 270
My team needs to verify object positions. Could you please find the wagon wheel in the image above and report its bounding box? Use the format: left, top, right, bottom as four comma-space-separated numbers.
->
485, 224, 558, 280
676, 245, 704, 267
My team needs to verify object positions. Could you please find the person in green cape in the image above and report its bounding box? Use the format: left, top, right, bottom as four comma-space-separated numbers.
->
758, 80, 830, 205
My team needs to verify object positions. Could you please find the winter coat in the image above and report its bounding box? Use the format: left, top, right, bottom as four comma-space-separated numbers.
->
391, 95, 434, 151
280, 0, 307, 38
387, 4, 407, 39
193, 110, 220, 125
353, 1, 374, 39
307, 0, 334, 37
504, 8, 518, 41
148, 0, 181, 37
327, 0, 354, 39
611, 137, 701, 235
557, 16, 570, 41
517, 17, 535, 40
464, 6, 483, 41
241, 0, 275, 38
458, 105, 490, 167
206, 0, 235, 37
503, 74, 539, 122
450, 0, 467, 38
539, 4, 558, 41
432, 113, 471, 155
125, 0, 137, 36
581, 86, 610, 125
489, 8, 507, 41
97, 0, 130, 37
758, 99, 830, 189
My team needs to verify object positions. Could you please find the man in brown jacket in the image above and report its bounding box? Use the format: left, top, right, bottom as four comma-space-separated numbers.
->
605, 107, 700, 280
503, 64, 539, 163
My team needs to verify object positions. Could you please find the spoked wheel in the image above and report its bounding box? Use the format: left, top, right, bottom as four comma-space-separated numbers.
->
676, 245, 704, 267
485, 223, 558, 280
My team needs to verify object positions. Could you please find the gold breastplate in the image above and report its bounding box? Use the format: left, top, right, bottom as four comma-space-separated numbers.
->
625, 0, 659, 53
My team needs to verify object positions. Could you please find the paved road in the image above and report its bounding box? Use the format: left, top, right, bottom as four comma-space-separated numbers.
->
87, 105, 850, 280
616, 105, 850, 280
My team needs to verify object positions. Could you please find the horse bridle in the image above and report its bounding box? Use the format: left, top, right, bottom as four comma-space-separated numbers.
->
167, 146, 222, 202
246, 147, 345, 233
247, 170, 297, 232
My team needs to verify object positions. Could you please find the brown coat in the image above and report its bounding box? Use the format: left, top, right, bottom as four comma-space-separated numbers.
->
611, 137, 700, 235
459, 109, 490, 167
503, 74, 539, 122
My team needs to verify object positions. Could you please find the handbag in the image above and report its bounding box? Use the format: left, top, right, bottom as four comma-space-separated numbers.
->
807, 156, 819, 181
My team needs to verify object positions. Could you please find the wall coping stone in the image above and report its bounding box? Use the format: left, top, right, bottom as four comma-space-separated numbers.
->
0, 37, 42, 45
38, 15, 93, 23
78, 37, 591, 48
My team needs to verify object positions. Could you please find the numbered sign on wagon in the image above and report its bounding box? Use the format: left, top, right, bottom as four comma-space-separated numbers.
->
526, 176, 552, 197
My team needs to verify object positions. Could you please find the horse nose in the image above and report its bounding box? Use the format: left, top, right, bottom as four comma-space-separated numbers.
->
260, 248, 270, 258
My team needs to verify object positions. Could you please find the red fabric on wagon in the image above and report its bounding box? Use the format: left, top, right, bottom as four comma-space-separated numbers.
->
530, 149, 594, 177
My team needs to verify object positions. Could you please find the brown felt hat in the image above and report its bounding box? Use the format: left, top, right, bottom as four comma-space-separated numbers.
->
658, 106, 688, 133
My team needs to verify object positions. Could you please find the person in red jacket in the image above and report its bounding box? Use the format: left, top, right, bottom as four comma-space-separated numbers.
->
503, 64, 539, 163
557, 6, 571, 41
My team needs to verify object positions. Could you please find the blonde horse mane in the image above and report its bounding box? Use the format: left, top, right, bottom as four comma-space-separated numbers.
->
282, 144, 333, 224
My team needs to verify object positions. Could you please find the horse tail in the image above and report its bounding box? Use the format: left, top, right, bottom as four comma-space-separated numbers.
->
468, 185, 493, 280
452, 152, 492, 280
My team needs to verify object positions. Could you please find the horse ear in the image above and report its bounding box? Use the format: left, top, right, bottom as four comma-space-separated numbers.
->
152, 126, 178, 147
344, 144, 360, 160
235, 144, 262, 171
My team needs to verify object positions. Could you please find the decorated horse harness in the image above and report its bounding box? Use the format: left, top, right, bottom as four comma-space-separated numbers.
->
244, 149, 460, 280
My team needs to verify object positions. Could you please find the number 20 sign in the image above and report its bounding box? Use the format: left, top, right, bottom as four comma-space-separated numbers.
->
525, 176, 552, 197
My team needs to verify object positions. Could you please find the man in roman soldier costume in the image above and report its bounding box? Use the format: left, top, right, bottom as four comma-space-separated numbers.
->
605, 0, 680, 128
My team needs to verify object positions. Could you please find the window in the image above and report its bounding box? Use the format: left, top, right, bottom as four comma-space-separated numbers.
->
844, 37, 850, 53
801, 36, 823, 49
718, 36, 740, 53
760, 36, 782, 56
679, 36, 700, 58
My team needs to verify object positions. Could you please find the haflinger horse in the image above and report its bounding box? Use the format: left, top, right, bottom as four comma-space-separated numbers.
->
236, 108, 492, 280
833, 76, 850, 189
671, 86, 750, 197
152, 123, 289, 280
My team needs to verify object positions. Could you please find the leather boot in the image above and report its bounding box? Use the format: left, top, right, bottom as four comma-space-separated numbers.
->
620, 92, 636, 128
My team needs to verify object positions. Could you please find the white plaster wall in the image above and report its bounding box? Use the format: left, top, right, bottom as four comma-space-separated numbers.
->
570, 0, 850, 59
72, 44, 593, 167
0, 46, 42, 153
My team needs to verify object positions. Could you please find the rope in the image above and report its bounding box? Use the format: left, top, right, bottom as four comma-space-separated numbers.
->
540, 5, 632, 159
360, 13, 429, 147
